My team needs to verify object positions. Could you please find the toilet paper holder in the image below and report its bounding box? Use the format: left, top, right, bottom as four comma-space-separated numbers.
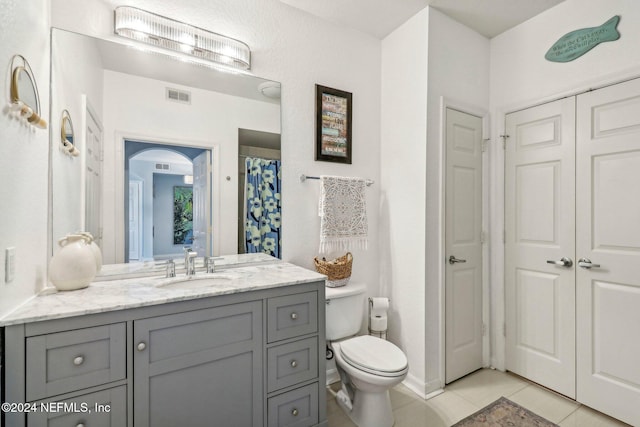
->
368, 297, 389, 340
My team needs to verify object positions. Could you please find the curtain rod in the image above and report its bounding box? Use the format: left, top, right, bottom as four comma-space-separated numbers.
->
299, 174, 374, 186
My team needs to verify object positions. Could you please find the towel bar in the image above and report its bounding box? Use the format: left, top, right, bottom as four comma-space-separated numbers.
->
299, 174, 374, 186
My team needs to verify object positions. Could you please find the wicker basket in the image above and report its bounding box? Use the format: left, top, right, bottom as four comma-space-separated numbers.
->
314, 252, 353, 287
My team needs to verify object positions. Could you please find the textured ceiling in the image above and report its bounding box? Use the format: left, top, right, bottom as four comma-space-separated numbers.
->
279, 0, 566, 39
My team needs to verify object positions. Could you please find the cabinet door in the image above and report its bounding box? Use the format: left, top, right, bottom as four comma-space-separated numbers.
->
133, 301, 262, 427
27, 386, 126, 427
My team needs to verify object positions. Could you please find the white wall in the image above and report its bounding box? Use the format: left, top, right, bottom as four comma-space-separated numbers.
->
426, 9, 490, 392
381, 7, 489, 396
380, 8, 429, 396
489, 0, 640, 370
102, 70, 280, 262
0, 0, 50, 317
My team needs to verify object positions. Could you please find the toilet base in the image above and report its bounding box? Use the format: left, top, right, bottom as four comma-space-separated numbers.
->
336, 387, 394, 427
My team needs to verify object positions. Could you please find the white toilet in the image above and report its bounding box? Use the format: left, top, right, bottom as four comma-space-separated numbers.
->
326, 284, 408, 427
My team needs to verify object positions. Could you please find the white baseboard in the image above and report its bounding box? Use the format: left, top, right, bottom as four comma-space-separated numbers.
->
401, 372, 427, 399
424, 388, 444, 400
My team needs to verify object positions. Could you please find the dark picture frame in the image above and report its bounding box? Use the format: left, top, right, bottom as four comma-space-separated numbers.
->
315, 84, 352, 164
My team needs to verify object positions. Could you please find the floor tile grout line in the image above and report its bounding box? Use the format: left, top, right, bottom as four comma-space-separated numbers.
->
445, 388, 484, 410
555, 403, 582, 425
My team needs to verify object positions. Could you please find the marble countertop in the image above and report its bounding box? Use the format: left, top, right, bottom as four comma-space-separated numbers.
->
0, 260, 326, 327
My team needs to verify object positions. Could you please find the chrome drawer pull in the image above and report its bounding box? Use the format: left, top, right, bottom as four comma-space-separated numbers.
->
137, 342, 147, 352
290, 360, 298, 368
291, 408, 299, 417
73, 356, 84, 366
290, 312, 298, 320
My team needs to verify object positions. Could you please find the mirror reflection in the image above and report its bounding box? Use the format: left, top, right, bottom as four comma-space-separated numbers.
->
60, 109, 80, 157
14, 67, 38, 110
50, 29, 282, 270
61, 113, 73, 141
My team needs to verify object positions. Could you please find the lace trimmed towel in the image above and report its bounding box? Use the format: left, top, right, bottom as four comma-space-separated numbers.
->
319, 175, 368, 253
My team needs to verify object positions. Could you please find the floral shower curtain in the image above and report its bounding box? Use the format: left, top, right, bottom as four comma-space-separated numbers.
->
245, 157, 282, 258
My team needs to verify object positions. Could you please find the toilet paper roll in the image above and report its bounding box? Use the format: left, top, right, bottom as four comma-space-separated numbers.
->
370, 297, 389, 316
370, 315, 388, 332
370, 297, 390, 332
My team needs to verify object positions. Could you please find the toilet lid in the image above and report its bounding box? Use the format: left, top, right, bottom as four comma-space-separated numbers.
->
340, 335, 408, 376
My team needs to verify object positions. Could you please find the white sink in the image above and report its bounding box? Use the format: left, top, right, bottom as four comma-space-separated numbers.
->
153, 273, 238, 289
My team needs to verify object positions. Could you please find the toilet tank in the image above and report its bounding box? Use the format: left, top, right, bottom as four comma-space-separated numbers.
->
325, 283, 366, 341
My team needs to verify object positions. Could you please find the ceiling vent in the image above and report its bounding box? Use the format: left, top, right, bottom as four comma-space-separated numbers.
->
155, 163, 170, 170
166, 87, 191, 104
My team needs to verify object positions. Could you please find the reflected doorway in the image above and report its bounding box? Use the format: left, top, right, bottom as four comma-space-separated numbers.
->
238, 129, 281, 257
124, 140, 210, 263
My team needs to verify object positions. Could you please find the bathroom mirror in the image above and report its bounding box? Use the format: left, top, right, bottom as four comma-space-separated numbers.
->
50, 28, 281, 273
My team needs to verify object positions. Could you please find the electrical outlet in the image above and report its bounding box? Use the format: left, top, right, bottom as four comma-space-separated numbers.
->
5, 247, 16, 283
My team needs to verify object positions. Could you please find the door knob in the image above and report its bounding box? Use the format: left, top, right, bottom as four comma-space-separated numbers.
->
578, 258, 600, 269
448, 255, 467, 265
546, 257, 573, 267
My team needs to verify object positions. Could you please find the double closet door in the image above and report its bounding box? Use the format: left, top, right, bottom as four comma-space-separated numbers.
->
505, 78, 640, 426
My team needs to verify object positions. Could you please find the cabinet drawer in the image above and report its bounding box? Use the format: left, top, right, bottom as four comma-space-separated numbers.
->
26, 324, 126, 401
268, 337, 318, 392
267, 292, 318, 342
28, 385, 127, 427
268, 383, 319, 427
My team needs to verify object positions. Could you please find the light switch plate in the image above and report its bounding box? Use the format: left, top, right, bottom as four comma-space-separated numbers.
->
5, 247, 16, 283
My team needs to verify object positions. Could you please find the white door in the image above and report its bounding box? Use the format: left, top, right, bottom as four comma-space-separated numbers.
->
129, 180, 142, 261
575, 78, 640, 426
505, 97, 577, 398
85, 106, 103, 247
445, 108, 483, 383
192, 151, 211, 257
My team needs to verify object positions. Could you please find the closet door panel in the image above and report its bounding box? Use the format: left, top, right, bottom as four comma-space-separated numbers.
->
505, 97, 576, 398
576, 78, 640, 427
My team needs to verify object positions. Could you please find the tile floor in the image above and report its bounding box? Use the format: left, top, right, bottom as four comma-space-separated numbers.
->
326, 368, 631, 427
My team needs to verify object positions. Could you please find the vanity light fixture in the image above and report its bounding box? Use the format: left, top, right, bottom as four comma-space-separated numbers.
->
114, 6, 251, 71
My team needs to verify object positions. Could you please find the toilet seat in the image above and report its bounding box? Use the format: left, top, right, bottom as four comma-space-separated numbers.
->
339, 335, 408, 377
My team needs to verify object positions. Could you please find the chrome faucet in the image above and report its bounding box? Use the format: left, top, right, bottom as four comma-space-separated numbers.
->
184, 247, 198, 276
166, 259, 176, 278
204, 256, 216, 273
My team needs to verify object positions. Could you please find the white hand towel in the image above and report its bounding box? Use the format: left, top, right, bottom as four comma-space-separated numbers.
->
319, 175, 368, 253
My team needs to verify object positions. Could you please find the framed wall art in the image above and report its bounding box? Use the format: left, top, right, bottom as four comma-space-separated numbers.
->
173, 186, 193, 245
315, 84, 352, 164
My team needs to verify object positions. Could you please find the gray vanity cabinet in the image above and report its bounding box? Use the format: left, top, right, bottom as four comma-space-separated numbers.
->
2, 280, 327, 427
133, 301, 264, 427
27, 386, 127, 427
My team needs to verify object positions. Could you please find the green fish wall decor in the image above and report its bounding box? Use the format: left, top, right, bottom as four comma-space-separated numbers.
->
545, 15, 620, 63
